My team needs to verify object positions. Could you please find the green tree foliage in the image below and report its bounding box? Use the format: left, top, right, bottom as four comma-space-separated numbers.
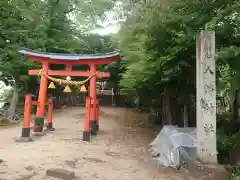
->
0, 0, 43, 118
0, 0, 117, 118
117, 0, 240, 111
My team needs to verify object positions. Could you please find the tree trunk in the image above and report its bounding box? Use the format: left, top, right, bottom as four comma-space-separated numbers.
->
6, 80, 19, 119
183, 104, 188, 127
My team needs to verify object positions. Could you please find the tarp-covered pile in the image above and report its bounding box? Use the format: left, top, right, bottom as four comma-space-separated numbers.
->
149, 125, 197, 169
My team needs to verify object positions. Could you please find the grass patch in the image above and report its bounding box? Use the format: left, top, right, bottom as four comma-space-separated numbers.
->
0, 118, 19, 129
225, 164, 240, 180
136, 123, 154, 129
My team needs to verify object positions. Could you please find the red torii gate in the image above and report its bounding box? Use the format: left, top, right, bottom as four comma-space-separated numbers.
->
19, 48, 120, 141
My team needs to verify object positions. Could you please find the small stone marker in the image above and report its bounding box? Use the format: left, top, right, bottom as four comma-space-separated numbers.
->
46, 168, 75, 180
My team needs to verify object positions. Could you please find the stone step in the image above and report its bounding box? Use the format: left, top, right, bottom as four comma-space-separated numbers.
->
46, 168, 75, 180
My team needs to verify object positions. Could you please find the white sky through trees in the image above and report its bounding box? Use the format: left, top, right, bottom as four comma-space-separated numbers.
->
89, 1, 125, 36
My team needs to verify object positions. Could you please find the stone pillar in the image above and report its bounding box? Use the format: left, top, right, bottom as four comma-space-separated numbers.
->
196, 31, 217, 164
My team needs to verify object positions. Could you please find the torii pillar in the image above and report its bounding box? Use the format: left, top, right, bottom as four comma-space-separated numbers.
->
35, 62, 49, 132
89, 64, 98, 135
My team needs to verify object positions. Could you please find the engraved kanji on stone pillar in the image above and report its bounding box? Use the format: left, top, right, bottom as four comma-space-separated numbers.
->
196, 31, 217, 164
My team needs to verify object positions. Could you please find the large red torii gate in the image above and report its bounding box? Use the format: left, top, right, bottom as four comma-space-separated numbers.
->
19, 48, 120, 141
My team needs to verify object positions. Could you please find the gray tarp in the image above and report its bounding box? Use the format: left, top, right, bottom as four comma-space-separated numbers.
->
149, 125, 197, 168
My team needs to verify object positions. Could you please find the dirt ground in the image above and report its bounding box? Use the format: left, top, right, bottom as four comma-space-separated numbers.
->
0, 107, 226, 180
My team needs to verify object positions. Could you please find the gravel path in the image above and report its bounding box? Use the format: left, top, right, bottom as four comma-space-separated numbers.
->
0, 107, 180, 180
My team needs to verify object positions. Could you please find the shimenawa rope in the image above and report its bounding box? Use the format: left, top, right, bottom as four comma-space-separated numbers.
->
38, 69, 97, 86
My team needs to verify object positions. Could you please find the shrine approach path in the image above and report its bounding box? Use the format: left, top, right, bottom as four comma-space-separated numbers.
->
0, 107, 179, 180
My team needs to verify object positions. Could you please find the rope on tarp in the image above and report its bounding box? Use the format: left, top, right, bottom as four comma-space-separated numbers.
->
38, 69, 97, 86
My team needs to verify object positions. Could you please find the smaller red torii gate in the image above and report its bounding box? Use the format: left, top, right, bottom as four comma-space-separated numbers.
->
19, 48, 120, 141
